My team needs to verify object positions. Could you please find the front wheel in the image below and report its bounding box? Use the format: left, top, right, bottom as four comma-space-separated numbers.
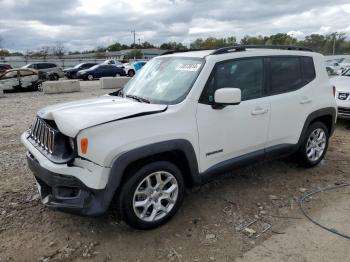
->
297, 122, 329, 167
118, 161, 185, 229
87, 74, 94, 81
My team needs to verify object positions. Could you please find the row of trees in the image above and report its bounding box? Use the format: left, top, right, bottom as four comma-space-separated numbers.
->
1, 32, 350, 59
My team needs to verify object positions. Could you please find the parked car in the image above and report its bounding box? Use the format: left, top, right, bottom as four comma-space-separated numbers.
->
325, 58, 350, 75
123, 61, 146, 77
76, 64, 126, 80
330, 67, 350, 119
63, 63, 97, 79
22, 62, 64, 80
0, 68, 45, 91
0, 64, 13, 74
21, 46, 336, 229
102, 60, 124, 67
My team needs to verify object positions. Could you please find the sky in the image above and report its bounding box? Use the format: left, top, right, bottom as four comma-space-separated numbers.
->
0, 0, 350, 52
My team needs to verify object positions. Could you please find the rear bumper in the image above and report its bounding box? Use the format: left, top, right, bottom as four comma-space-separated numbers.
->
27, 151, 109, 216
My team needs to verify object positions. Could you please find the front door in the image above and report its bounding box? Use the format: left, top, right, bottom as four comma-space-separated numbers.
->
196, 57, 270, 172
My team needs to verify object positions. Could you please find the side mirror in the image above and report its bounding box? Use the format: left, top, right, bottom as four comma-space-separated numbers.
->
213, 88, 241, 109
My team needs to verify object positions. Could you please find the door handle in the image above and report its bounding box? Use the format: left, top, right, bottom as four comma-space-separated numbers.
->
300, 97, 312, 104
251, 107, 268, 115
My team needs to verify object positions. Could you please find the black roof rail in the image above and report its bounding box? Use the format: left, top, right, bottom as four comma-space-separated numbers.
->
211, 45, 313, 55
161, 49, 213, 55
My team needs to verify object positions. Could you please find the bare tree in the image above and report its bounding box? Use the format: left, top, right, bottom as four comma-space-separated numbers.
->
38, 46, 51, 60
51, 41, 66, 58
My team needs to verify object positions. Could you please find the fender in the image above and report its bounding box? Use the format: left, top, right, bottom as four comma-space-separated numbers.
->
297, 107, 336, 145
95, 139, 200, 212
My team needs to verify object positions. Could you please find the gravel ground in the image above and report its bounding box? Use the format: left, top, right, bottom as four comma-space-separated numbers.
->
0, 81, 349, 262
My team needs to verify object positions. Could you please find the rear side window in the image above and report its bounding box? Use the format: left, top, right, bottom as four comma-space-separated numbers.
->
270, 57, 302, 94
301, 57, 316, 83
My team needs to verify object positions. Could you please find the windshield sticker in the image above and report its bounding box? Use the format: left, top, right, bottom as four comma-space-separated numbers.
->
175, 63, 201, 72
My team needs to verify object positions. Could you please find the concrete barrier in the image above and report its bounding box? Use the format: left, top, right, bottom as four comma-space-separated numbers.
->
100, 77, 131, 89
42, 80, 80, 94
0, 89, 4, 98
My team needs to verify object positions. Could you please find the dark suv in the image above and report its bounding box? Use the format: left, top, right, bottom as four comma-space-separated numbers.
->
63, 63, 97, 79
22, 63, 64, 80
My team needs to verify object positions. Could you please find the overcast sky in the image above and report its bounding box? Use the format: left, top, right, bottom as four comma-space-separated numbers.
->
0, 0, 350, 52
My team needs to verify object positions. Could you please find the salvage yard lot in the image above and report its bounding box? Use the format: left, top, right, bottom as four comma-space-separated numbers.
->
0, 81, 349, 262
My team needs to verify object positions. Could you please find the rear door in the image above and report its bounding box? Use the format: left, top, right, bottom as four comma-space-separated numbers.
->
266, 56, 316, 147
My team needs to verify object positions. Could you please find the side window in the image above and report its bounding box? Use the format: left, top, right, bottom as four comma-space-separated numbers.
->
2, 71, 18, 79
20, 70, 35, 77
301, 57, 316, 84
37, 63, 45, 69
200, 58, 264, 103
270, 57, 302, 94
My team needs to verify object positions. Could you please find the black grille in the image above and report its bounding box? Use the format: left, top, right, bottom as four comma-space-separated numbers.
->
338, 107, 350, 115
29, 117, 58, 154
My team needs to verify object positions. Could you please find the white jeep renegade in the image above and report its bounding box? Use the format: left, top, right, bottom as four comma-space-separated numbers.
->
21, 46, 337, 229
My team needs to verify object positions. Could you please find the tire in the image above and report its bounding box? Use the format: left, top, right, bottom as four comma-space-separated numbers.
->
115, 73, 120, 77
128, 70, 135, 77
118, 161, 185, 230
297, 121, 329, 167
87, 74, 94, 81
52, 74, 59, 81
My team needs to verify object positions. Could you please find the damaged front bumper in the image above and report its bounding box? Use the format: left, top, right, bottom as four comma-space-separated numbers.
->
21, 132, 112, 216
27, 151, 110, 216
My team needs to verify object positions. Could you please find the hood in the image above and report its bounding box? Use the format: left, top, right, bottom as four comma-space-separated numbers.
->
329, 76, 350, 92
37, 96, 167, 137
77, 69, 89, 74
64, 67, 76, 72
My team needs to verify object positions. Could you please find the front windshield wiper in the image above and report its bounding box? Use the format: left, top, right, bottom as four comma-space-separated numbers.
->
125, 94, 150, 103
109, 88, 124, 97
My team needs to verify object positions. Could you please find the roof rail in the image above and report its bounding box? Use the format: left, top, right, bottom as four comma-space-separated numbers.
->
211, 45, 313, 55
161, 49, 213, 55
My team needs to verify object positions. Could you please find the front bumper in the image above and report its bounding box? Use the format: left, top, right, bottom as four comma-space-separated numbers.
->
338, 107, 350, 119
21, 131, 112, 216
27, 151, 109, 216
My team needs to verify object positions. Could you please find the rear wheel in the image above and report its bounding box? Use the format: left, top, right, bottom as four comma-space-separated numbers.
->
118, 161, 185, 229
297, 122, 329, 167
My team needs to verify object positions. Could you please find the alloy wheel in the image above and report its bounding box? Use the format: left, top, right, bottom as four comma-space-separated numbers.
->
133, 171, 178, 222
306, 128, 327, 162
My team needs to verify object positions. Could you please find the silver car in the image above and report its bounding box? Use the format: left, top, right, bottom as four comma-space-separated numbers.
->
22, 63, 64, 80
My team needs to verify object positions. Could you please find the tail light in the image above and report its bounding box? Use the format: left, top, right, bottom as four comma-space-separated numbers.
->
333, 86, 336, 97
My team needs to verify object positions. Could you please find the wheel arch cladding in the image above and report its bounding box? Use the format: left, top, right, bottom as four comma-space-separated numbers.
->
102, 139, 200, 210
298, 107, 336, 146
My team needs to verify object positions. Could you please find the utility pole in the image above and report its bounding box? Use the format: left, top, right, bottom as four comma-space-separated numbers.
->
131, 30, 136, 48
332, 33, 337, 55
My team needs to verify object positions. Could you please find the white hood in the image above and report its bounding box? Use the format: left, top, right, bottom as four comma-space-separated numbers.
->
37, 96, 167, 137
329, 76, 350, 92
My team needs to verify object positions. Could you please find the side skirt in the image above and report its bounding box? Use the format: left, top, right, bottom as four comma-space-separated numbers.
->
199, 144, 298, 184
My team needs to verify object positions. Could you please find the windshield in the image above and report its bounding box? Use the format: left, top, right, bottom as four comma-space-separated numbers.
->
74, 63, 84, 69
89, 65, 99, 70
122, 57, 204, 104
342, 68, 350, 76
